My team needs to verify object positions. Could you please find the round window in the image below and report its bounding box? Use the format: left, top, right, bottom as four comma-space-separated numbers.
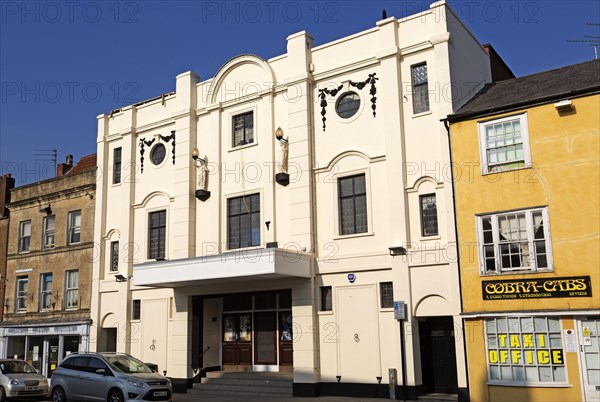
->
151, 143, 166, 165
336, 92, 361, 119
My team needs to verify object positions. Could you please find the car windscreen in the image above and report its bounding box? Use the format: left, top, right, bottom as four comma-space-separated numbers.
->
104, 355, 153, 374
0, 361, 37, 374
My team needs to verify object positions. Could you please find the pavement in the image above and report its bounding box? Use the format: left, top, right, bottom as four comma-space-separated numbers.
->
172, 392, 390, 402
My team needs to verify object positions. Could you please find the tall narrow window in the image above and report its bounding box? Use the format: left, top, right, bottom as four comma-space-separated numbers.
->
65, 270, 79, 309
338, 174, 368, 235
42, 215, 55, 248
16, 276, 28, 312
19, 221, 31, 252
420, 194, 439, 237
40, 273, 53, 310
320, 286, 332, 312
227, 194, 260, 249
68, 210, 81, 245
113, 147, 122, 184
110, 241, 119, 272
411, 63, 430, 114
148, 210, 166, 259
132, 299, 141, 320
232, 111, 254, 147
380, 282, 394, 308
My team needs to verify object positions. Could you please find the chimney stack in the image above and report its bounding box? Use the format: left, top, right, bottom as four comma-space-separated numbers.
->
0, 174, 16, 218
57, 154, 74, 177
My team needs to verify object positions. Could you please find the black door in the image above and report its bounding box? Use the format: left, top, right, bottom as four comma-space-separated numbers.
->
419, 317, 458, 394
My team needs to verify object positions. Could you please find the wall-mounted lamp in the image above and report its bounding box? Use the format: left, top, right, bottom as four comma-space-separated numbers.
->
389, 246, 407, 256
192, 147, 211, 201
115, 274, 128, 282
39, 205, 52, 215
275, 127, 290, 186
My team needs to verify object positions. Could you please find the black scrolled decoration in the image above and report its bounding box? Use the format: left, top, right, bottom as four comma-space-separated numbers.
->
318, 84, 343, 132
158, 130, 176, 165
350, 73, 379, 117
139, 137, 155, 173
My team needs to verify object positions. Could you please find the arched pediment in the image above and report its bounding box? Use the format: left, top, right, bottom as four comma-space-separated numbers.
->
316, 150, 385, 173
134, 191, 173, 209
414, 294, 451, 317
406, 175, 443, 192
208, 54, 275, 105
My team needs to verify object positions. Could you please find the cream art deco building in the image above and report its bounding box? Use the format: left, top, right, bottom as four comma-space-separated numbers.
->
90, 1, 508, 399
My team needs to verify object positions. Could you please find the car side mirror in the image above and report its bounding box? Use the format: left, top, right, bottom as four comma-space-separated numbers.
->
95, 369, 106, 375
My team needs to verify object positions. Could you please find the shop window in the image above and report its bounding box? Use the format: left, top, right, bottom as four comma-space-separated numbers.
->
63, 336, 80, 358
485, 316, 566, 384
227, 194, 260, 249
42, 215, 56, 249
232, 111, 254, 147
255, 293, 276, 310
19, 220, 31, 252
65, 270, 78, 309
478, 207, 552, 275
68, 210, 81, 244
338, 174, 368, 235
16, 276, 28, 312
320, 286, 332, 312
39, 273, 53, 311
380, 282, 394, 308
132, 299, 141, 320
7, 337, 26, 359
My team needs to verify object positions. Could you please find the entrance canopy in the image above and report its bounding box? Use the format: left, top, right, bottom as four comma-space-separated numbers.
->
133, 247, 312, 288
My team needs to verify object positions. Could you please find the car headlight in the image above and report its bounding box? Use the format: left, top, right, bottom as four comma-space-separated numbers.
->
126, 379, 147, 388
9, 379, 19, 385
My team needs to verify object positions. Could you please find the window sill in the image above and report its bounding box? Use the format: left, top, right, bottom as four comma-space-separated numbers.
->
224, 245, 262, 253
111, 181, 122, 188
333, 231, 374, 241
480, 268, 554, 277
380, 307, 394, 312
228, 141, 258, 153
318, 310, 333, 316
487, 381, 572, 388
18, 250, 30, 254
481, 163, 532, 176
412, 110, 432, 118
419, 234, 441, 241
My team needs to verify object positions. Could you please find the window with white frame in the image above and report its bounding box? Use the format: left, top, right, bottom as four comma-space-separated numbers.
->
478, 207, 552, 275
232, 111, 254, 147
478, 113, 531, 174
42, 215, 55, 248
68, 210, 81, 244
338, 174, 368, 235
18, 220, 31, 252
65, 270, 78, 309
40, 273, 53, 310
411, 63, 429, 114
16, 276, 28, 312
485, 316, 565, 384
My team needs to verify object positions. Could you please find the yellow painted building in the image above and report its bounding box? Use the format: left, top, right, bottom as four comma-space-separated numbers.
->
447, 60, 600, 402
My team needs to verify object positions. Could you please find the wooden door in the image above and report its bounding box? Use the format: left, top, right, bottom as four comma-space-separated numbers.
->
222, 314, 252, 370
279, 312, 293, 367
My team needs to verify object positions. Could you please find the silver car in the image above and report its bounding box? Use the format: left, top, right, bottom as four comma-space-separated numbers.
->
50, 352, 172, 402
0, 359, 50, 401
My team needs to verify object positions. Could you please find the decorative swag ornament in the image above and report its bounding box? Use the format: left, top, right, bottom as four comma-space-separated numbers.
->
139, 130, 176, 173
318, 73, 379, 131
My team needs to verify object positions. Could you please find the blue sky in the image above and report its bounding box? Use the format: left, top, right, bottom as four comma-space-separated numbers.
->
1, 0, 599, 185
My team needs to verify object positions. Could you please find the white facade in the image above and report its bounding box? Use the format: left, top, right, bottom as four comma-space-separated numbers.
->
90, 1, 491, 398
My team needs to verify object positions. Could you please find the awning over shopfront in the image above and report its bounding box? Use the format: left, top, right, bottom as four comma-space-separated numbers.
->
133, 248, 312, 288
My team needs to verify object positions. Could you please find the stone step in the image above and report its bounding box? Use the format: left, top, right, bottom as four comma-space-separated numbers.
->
205, 371, 292, 380
201, 377, 292, 387
418, 393, 459, 402
189, 387, 293, 397
195, 371, 293, 396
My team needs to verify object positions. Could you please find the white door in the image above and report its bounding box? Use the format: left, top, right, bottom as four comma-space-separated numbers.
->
579, 317, 600, 401
336, 285, 381, 383
141, 299, 168, 374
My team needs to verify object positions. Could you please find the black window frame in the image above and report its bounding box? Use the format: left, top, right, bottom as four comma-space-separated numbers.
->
148, 210, 166, 260
232, 111, 254, 147
380, 282, 394, 309
338, 174, 368, 235
110, 241, 119, 272
132, 299, 141, 320
227, 194, 260, 249
420, 193, 439, 237
113, 147, 122, 184
320, 286, 332, 312
411, 63, 430, 114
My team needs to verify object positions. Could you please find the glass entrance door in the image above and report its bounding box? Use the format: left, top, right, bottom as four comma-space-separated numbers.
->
254, 312, 277, 366
222, 314, 252, 371
579, 317, 600, 402
47, 337, 59, 377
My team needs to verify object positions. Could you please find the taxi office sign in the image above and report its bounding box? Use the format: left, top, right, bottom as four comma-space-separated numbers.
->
482, 276, 592, 300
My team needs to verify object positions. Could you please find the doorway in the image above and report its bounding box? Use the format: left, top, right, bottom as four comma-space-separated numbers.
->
254, 312, 277, 366
578, 317, 600, 402
222, 314, 252, 371
419, 317, 458, 394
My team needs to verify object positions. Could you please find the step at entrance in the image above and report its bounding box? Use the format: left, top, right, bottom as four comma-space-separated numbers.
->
418, 393, 459, 402
192, 371, 293, 397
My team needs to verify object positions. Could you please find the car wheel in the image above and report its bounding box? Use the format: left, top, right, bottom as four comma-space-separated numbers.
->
107, 388, 124, 402
0, 386, 6, 402
51, 386, 66, 402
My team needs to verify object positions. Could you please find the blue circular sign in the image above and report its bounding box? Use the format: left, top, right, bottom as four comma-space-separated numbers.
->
347, 273, 356, 283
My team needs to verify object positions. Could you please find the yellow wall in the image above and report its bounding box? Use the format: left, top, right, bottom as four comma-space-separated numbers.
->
451, 94, 600, 313
465, 318, 583, 402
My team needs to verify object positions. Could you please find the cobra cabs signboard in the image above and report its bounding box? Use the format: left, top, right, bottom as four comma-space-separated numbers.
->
482, 276, 592, 300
